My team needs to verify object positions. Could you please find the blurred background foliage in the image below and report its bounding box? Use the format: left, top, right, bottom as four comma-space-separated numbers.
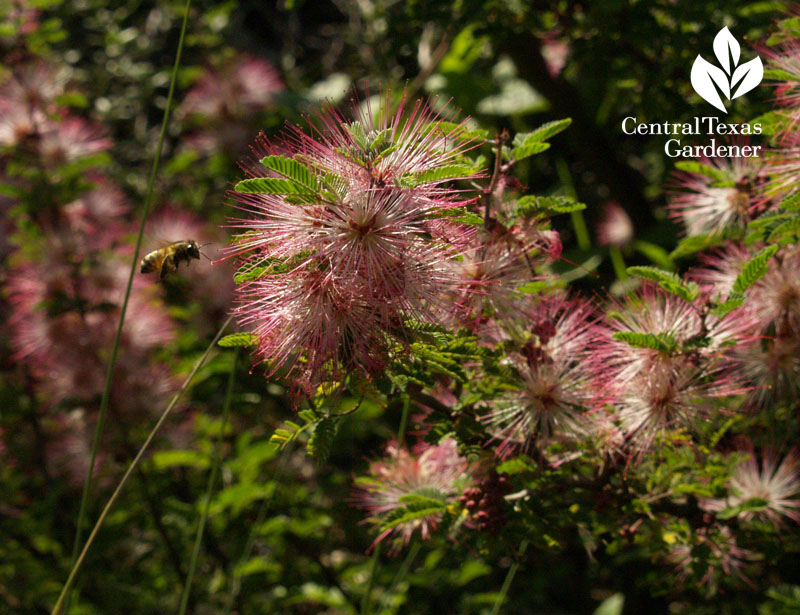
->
0, 1, 796, 614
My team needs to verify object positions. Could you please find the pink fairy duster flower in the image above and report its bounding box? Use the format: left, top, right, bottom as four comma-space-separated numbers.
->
600, 287, 753, 449
703, 246, 800, 409
234, 269, 387, 387
760, 132, 800, 201
42, 410, 110, 489
1, 59, 69, 113
667, 525, 757, 592
761, 40, 800, 120
732, 335, 800, 410
7, 246, 176, 406
354, 438, 471, 551
596, 201, 633, 248
667, 153, 764, 237
690, 243, 751, 300
726, 450, 800, 525
38, 117, 111, 164
224, 94, 481, 392
540, 38, 569, 78
451, 229, 539, 334
179, 55, 283, 121
482, 297, 604, 456
0, 99, 43, 147
283, 92, 480, 198
63, 175, 129, 249
179, 55, 283, 156
746, 246, 800, 335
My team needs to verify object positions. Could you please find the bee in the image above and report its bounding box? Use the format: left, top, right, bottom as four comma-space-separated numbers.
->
140, 240, 208, 280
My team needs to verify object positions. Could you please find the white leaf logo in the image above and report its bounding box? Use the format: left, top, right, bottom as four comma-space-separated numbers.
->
691, 26, 763, 113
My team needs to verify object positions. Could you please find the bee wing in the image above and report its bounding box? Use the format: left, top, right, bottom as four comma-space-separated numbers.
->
159, 253, 177, 280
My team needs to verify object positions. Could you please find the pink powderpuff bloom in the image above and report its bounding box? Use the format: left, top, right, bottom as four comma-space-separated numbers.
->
179, 55, 283, 121
667, 525, 757, 593
746, 246, 800, 335
353, 438, 471, 552
234, 269, 388, 386
482, 297, 605, 456
690, 243, 752, 301
600, 287, 754, 450
691, 244, 800, 409
1, 59, 69, 113
38, 116, 111, 164
452, 223, 562, 340
596, 201, 633, 248
42, 410, 111, 490
178, 55, 284, 155
7, 250, 176, 408
225, 94, 480, 392
0, 98, 43, 147
278, 92, 480, 201
726, 449, 800, 525
761, 40, 800, 122
667, 153, 764, 237
63, 174, 129, 249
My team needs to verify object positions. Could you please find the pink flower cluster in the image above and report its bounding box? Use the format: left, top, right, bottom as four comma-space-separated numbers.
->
226, 95, 481, 393
0, 52, 233, 487
353, 438, 471, 552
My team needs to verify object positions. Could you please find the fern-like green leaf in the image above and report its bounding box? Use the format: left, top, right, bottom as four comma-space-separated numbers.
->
627, 266, 699, 302
514, 195, 586, 218
732, 245, 779, 294
781, 193, 800, 212
710, 292, 745, 318
612, 331, 677, 353
218, 333, 258, 348
426, 207, 484, 225
269, 409, 323, 449
670, 233, 731, 259
396, 164, 478, 188
512, 118, 572, 147
307, 416, 338, 464
233, 265, 271, 284
260, 155, 318, 190
673, 160, 729, 182
767, 217, 800, 244
235, 178, 318, 195
345, 121, 368, 149
511, 142, 550, 160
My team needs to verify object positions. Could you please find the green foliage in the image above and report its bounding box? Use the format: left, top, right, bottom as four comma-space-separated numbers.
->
218, 332, 258, 347
514, 194, 586, 218
235, 177, 319, 195
627, 266, 700, 302
612, 331, 677, 353
396, 164, 480, 188
260, 155, 319, 190
732, 246, 779, 293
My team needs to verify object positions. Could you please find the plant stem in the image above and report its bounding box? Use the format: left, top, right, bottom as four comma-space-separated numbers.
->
178, 348, 239, 615
223, 442, 293, 613
50, 316, 232, 615
484, 132, 505, 224
609, 245, 628, 281
69, 0, 194, 582
490, 539, 528, 615
397, 397, 411, 448
360, 542, 382, 615
378, 541, 420, 612
556, 158, 591, 251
